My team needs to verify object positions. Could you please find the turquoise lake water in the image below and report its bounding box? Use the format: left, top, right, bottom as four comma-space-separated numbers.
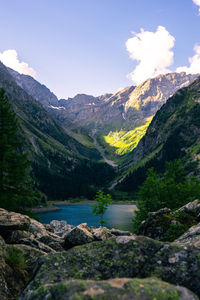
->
37, 204, 136, 232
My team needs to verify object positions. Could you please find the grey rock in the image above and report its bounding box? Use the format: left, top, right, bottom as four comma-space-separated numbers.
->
28, 219, 49, 239
175, 222, 200, 248
138, 208, 172, 240
110, 228, 133, 236
19, 277, 199, 300
45, 220, 74, 237
176, 199, 200, 216
138, 201, 200, 241
0, 208, 30, 232
20, 235, 200, 297
18, 237, 56, 254
64, 223, 94, 249
5, 230, 32, 244
91, 226, 114, 240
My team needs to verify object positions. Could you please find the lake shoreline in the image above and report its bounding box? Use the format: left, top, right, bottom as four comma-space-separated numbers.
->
32, 200, 137, 213
31, 206, 61, 213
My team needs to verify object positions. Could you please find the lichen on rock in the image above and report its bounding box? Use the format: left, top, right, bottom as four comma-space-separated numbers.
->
19, 277, 199, 300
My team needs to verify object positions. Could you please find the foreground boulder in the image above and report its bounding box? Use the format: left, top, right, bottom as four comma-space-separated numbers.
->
19, 277, 198, 300
20, 235, 200, 297
0, 209, 30, 238
1, 204, 200, 299
0, 209, 135, 299
138, 200, 200, 241
0, 236, 45, 300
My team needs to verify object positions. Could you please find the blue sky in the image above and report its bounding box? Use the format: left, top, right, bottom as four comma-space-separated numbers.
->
0, 0, 200, 98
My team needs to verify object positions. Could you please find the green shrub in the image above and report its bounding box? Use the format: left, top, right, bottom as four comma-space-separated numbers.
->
4, 246, 27, 271
91, 190, 112, 225
133, 159, 200, 233
160, 224, 188, 242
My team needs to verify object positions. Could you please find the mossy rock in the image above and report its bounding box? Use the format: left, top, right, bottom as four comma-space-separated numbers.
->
138, 207, 198, 242
19, 277, 199, 300
20, 236, 200, 297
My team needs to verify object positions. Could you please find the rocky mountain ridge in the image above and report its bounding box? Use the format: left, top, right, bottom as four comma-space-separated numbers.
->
5, 62, 200, 195
9, 68, 198, 130
8, 68, 198, 163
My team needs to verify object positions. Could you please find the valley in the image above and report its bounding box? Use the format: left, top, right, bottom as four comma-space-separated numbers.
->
1, 60, 200, 201
2, 50, 200, 300
2, 2, 200, 299
8, 67, 198, 167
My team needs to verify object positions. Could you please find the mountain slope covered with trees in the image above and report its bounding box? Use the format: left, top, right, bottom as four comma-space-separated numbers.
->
117, 76, 200, 193
0, 62, 115, 200
9, 68, 198, 165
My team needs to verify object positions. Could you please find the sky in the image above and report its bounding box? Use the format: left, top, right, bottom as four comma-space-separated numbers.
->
0, 0, 200, 99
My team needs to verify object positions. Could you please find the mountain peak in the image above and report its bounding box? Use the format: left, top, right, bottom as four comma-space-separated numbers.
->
124, 72, 199, 112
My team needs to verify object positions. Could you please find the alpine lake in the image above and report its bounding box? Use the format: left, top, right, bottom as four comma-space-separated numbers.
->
37, 203, 137, 232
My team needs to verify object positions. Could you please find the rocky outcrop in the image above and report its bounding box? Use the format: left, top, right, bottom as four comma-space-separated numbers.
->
0, 209, 135, 299
19, 277, 198, 300
0, 209, 66, 300
1, 205, 200, 299
175, 222, 200, 248
138, 200, 200, 241
0, 236, 46, 300
63, 223, 133, 248
0, 209, 64, 254
0, 209, 31, 233
176, 199, 200, 217
19, 234, 200, 298
0, 209, 133, 255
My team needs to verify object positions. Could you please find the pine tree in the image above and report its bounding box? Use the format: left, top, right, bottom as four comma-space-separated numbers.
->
133, 160, 200, 233
0, 88, 36, 212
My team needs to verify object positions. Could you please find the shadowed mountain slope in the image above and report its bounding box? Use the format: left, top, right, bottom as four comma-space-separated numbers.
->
8, 69, 198, 165
117, 76, 200, 192
0, 62, 115, 199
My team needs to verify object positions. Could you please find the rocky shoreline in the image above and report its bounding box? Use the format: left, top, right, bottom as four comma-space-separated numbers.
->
0, 200, 200, 299
31, 206, 61, 213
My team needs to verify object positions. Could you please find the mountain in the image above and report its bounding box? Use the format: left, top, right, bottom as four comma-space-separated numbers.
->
8, 67, 59, 107
117, 75, 200, 192
4, 62, 200, 199
0, 62, 115, 200
9, 69, 198, 164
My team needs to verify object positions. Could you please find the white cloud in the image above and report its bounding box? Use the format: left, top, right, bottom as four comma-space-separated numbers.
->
193, 0, 200, 14
176, 45, 200, 74
126, 26, 175, 85
0, 49, 36, 78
